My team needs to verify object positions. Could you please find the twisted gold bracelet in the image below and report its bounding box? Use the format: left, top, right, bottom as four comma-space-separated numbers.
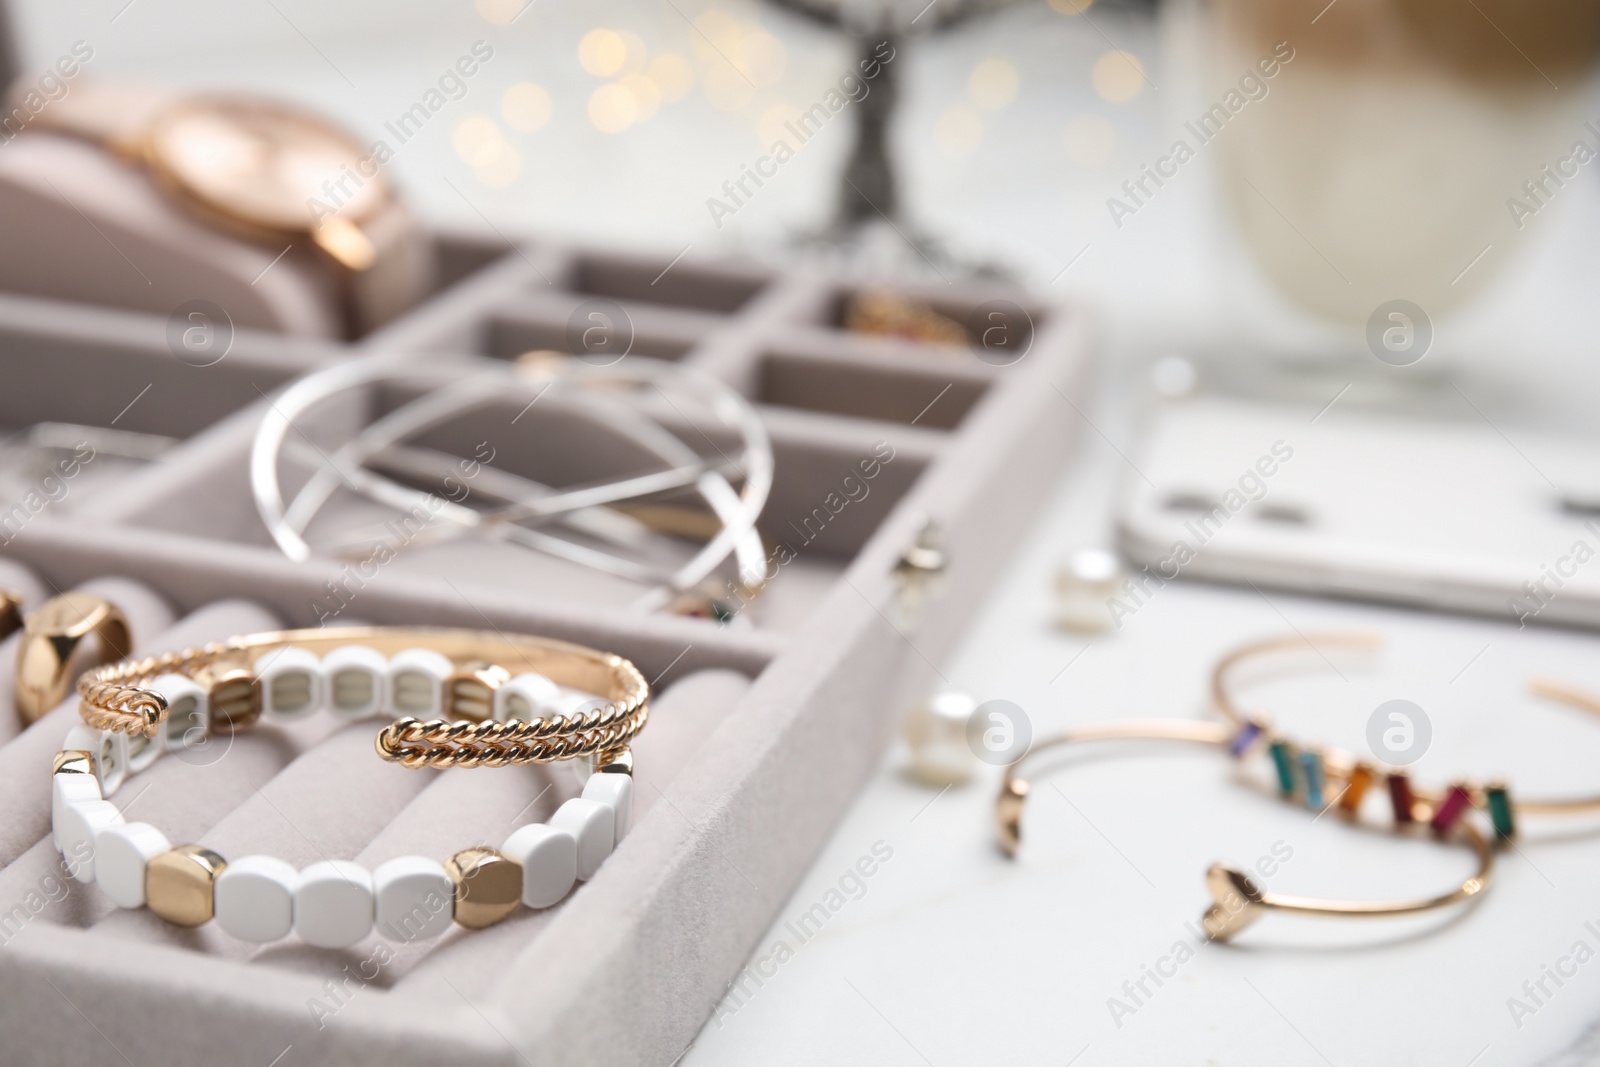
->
75, 626, 648, 769
998, 720, 1493, 941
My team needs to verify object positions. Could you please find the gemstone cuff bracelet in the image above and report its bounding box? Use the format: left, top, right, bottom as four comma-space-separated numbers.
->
1211, 631, 1600, 842
996, 719, 1494, 941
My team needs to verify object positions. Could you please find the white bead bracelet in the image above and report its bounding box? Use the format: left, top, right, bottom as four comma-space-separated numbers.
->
55, 627, 648, 945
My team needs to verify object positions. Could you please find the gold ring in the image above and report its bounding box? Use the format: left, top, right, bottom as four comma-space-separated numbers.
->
15, 593, 132, 725
0, 589, 24, 643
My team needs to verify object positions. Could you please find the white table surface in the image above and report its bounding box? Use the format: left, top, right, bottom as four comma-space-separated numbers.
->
681, 376, 1600, 1067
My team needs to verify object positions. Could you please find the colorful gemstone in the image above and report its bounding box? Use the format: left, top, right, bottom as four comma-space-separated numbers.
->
1229, 721, 1264, 758
1485, 783, 1515, 840
1299, 750, 1325, 810
1430, 784, 1472, 834
1340, 764, 1373, 814
1388, 773, 1415, 824
1268, 741, 1298, 798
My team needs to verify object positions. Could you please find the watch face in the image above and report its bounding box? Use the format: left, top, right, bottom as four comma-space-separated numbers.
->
146, 98, 388, 234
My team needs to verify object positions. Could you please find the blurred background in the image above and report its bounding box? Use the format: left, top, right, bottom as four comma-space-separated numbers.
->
8, 0, 1598, 423
6, 0, 1593, 428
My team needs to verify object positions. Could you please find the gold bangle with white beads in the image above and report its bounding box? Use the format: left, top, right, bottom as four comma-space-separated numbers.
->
54, 626, 646, 946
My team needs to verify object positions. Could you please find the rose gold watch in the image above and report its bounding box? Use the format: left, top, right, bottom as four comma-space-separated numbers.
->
17, 84, 431, 337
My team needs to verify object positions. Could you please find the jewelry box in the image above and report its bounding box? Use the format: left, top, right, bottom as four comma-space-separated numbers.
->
0, 234, 1091, 1066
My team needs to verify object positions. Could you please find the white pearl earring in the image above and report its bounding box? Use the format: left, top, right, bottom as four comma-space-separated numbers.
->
903, 690, 979, 786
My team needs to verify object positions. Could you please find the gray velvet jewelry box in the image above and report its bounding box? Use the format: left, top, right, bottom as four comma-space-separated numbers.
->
0, 235, 1092, 1066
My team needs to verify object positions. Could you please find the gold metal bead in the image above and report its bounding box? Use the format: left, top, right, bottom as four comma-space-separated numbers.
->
447, 662, 511, 721
446, 847, 522, 929
15, 592, 131, 725
194, 659, 260, 733
53, 750, 95, 777
147, 845, 228, 926
596, 745, 633, 776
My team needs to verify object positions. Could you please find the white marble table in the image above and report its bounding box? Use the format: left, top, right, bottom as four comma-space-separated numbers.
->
682, 376, 1600, 1067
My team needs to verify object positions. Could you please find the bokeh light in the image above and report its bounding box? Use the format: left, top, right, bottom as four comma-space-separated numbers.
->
1092, 51, 1145, 103
740, 31, 787, 88
691, 10, 744, 65
453, 115, 506, 167
616, 31, 649, 77
1063, 114, 1116, 164
648, 54, 696, 102
474, 0, 523, 25
620, 75, 662, 123
692, 10, 784, 93
702, 64, 755, 112
969, 59, 1019, 110
476, 145, 521, 187
501, 83, 552, 133
758, 103, 803, 150
580, 29, 629, 77
935, 105, 984, 157
589, 83, 638, 133
453, 115, 520, 187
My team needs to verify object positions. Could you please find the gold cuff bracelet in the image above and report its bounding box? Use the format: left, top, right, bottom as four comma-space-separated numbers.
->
76, 626, 649, 769
1211, 632, 1600, 841
997, 719, 1493, 942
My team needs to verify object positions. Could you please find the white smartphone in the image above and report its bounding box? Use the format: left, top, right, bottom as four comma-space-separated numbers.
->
1117, 397, 1600, 629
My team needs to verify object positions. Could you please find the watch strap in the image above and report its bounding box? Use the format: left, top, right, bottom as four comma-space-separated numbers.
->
7, 80, 171, 152
341, 197, 434, 335
10, 79, 432, 336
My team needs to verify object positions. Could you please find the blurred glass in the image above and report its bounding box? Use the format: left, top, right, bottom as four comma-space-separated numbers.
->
1210, 0, 1600, 323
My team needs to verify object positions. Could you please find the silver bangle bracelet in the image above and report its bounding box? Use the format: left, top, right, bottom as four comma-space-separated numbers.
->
250, 352, 774, 611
